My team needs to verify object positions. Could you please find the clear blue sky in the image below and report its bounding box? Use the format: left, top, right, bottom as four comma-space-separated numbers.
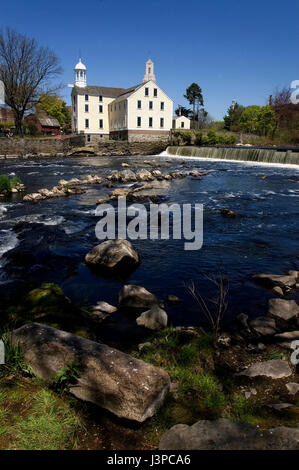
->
1, 0, 299, 119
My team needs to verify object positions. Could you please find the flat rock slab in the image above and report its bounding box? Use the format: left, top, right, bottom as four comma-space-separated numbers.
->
267, 403, 293, 411
274, 331, 299, 349
238, 359, 292, 379
159, 418, 299, 450
268, 299, 299, 321
12, 323, 170, 422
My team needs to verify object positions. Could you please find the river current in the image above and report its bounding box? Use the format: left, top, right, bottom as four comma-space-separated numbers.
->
0, 153, 298, 347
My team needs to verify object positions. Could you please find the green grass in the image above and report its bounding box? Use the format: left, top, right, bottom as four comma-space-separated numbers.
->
0, 175, 21, 194
0, 330, 31, 378
135, 328, 225, 431
267, 352, 283, 360
227, 393, 255, 421
0, 386, 83, 450
10, 389, 82, 450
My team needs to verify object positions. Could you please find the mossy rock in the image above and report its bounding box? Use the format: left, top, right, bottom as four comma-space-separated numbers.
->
6, 283, 90, 336
25, 283, 69, 315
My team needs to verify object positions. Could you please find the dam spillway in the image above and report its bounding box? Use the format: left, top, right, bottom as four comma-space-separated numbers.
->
166, 146, 299, 165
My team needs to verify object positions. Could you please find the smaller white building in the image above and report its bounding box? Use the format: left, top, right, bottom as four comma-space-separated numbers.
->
172, 115, 190, 130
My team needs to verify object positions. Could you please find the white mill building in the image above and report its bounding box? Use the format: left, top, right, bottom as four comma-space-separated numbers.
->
71, 59, 173, 142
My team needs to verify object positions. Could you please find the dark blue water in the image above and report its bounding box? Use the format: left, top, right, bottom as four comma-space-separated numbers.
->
0, 154, 298, 346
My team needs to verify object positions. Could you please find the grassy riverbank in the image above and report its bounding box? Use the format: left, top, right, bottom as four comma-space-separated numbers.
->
1, 324, 298, 450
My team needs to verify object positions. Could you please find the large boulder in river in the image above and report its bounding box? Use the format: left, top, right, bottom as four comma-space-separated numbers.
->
12, 323, 170, 422
85, 239, 140, 273
135, 169, 154, 182
119, 169, 137, 182
221, 208, 242, 218
252, 273, 297, 292
23, 192, 46, 202
136, 305, 168, 330
159, 418, 299, 450
268, 298, 299, 322
118, 284, 159, 311
249, 317, 277, 336
274, 331, 299, 349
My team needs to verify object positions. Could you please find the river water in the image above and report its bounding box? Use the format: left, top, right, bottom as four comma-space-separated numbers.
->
0, 154, 298, 347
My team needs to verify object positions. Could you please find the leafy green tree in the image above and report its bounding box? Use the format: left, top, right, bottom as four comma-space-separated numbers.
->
256, 105, 277, 136
181, 131, 192, 144
195, 131, 203, 145
224, 102, 245, 131
239, 106, 261, 134
37, 94, 71, 130
207, 130, 217, 145
239, 105, 277, 136
175, 106, 191, 118
184, 83, 204, 127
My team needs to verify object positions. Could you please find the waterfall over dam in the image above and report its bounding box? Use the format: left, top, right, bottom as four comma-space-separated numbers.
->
166, 146, 299, 165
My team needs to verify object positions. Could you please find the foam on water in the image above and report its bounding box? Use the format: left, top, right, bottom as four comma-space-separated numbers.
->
0, 205, 8, 218
0, 229, 19, 265
5, 214, 65, 226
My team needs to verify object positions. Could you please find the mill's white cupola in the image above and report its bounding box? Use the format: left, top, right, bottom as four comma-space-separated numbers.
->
143, 59, 156, 83
74, 58, 87, 87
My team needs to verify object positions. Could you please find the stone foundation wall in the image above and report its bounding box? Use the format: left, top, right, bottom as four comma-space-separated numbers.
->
0, 135, 85, 158
94, 141, 168, 156
110, 129, 170, 143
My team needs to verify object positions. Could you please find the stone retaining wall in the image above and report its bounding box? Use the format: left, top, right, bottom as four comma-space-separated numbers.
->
0, 136, 168, 159
0, 135, 85, 158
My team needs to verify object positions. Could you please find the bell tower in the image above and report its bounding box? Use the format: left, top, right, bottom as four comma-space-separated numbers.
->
143, 59, 156, 83
74, 58, 87, 87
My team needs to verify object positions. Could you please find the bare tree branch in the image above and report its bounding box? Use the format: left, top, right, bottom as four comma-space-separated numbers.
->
0, 28, 62, 136
187, 273, 229, 344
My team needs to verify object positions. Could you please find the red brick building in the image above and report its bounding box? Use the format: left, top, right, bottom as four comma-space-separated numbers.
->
0, 106, 14, 124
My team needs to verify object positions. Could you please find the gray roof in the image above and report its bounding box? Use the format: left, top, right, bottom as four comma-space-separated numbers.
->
37, 115, 60, 127
73, 85, 127, 98
73, 84, 142, 99
113, 84, 143, 102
